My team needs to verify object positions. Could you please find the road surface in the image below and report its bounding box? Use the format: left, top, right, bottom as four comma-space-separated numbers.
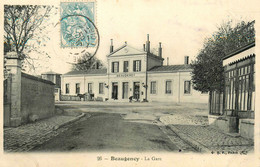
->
31, 102, 199, 152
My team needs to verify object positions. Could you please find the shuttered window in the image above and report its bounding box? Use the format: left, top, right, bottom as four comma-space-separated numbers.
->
99, 83, 104, 94
112, 62, 119, 73
65, 83, 70, 94
165, 81, 172, 94
184, 81, 191, 94
123, 61, 129, 72
150, 81, 156, 94
133, 60, 141, 72
88, 83, 93, 94
75, 83, 80, 94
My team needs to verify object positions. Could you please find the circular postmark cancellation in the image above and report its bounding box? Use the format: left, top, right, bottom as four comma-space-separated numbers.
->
50, 1, 99, 64
60, 14, 100, 64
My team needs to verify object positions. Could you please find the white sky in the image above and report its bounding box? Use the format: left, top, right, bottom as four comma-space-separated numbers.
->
21, 0, 257, 75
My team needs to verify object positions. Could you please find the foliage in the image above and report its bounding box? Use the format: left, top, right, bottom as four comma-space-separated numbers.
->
71, 53, 104, 71
191, 20, 255, 92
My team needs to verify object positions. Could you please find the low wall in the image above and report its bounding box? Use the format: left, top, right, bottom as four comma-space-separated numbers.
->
208, 115, 238, 133
60, 95, 81, 101
239, 119, 254, 139
21, 73, 55, 123
209, 115, 254, 139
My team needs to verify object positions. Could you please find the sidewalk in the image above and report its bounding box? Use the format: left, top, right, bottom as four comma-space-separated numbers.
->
160, 114, 254, 153
4, 113, 86, 152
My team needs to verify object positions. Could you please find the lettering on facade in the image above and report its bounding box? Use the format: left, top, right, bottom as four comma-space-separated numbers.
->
116, 73, 135, 77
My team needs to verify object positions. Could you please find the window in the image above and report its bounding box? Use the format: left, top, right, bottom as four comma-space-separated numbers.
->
99, 83, 104, 94
133, 60, 141, 72
165, 81, 172, 94
88, 83, 93, 94
150, 81, 156, 94
112, 62, 119, 73
75, 83, 80, 94
184, 81, 191, 94
123, 61, 129, 72
65, 83, 69, 94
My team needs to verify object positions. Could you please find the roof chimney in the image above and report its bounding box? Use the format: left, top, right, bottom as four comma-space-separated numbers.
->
110, 39, 113, 53
184, 56, 189, 65
95, 62, 99, 69
143, 44, 146, 51
146, 34, 150, 53
158, 42, 162, 58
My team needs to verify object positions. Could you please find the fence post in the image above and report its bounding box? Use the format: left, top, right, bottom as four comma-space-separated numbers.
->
5, 52, 22, 127
209, 91, 212, 114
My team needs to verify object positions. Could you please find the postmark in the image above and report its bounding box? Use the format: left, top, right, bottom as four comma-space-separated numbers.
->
60, 2, 97, 48
55, 1, 99, 64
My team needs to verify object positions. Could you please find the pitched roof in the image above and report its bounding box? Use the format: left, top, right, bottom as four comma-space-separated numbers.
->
64, 68, 107, 75
148, 64, 191, 72
147, 52, 164, 61
223, 41, 255, 60
107, 43, 146, 57
41, 71, 61, 75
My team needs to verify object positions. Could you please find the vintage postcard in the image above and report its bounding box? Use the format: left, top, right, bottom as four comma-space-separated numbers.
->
0, 0, 259, 166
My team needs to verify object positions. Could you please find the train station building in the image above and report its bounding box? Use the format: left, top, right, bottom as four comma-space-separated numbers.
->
61, 35, 208, 103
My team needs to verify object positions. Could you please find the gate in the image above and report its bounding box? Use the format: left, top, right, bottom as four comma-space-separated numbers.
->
209, 90, 224, 115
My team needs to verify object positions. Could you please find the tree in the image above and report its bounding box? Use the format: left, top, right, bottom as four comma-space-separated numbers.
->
4, 5, 56, 74
191, 20, 255, 92
71, 53, 104, 71
4, 5, 53, 56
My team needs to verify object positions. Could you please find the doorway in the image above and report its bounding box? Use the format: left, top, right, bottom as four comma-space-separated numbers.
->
112, 82, 118, 100
122, 82, 129, 99
133, 82, 140, 101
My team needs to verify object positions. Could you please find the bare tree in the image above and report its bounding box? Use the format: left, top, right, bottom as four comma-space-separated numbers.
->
4, 5, 57, 74
4, 5, 53, 56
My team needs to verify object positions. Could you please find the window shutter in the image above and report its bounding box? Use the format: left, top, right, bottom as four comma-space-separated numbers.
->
112, 62, 114, 73
139, 61, 141, 71
133, 61, 136, 72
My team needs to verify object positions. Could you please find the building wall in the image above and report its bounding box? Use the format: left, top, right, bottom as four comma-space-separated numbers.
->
147, 71, 208, 103
108, 72, 146, 101
107, 54, 147, 73
61, 71, 208, 103
21, 73, 55, 124
61, 74, 108, 101
61, 46, 208, 103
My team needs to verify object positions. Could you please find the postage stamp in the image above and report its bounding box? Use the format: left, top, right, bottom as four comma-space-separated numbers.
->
60, 1, 97, 48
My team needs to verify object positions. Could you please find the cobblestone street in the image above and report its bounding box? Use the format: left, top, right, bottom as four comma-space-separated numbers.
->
4, 115, 78, 152
160, 114, 254, 153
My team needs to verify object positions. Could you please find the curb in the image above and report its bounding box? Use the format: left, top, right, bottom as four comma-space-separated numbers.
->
167, 125, 211, 153
159, 117, 211, 153
6, 113, 91, 152
53, 112, 88, 130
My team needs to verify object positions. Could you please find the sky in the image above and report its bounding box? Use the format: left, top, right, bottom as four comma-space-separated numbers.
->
23, 0, 256, 75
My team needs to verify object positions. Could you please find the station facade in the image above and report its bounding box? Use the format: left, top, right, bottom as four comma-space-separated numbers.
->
61, 35, 208, 103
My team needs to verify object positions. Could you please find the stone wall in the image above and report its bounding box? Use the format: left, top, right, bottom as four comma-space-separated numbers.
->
4, 52, 55, 127
239, 119, 254, 139
21, 73, 55, 123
